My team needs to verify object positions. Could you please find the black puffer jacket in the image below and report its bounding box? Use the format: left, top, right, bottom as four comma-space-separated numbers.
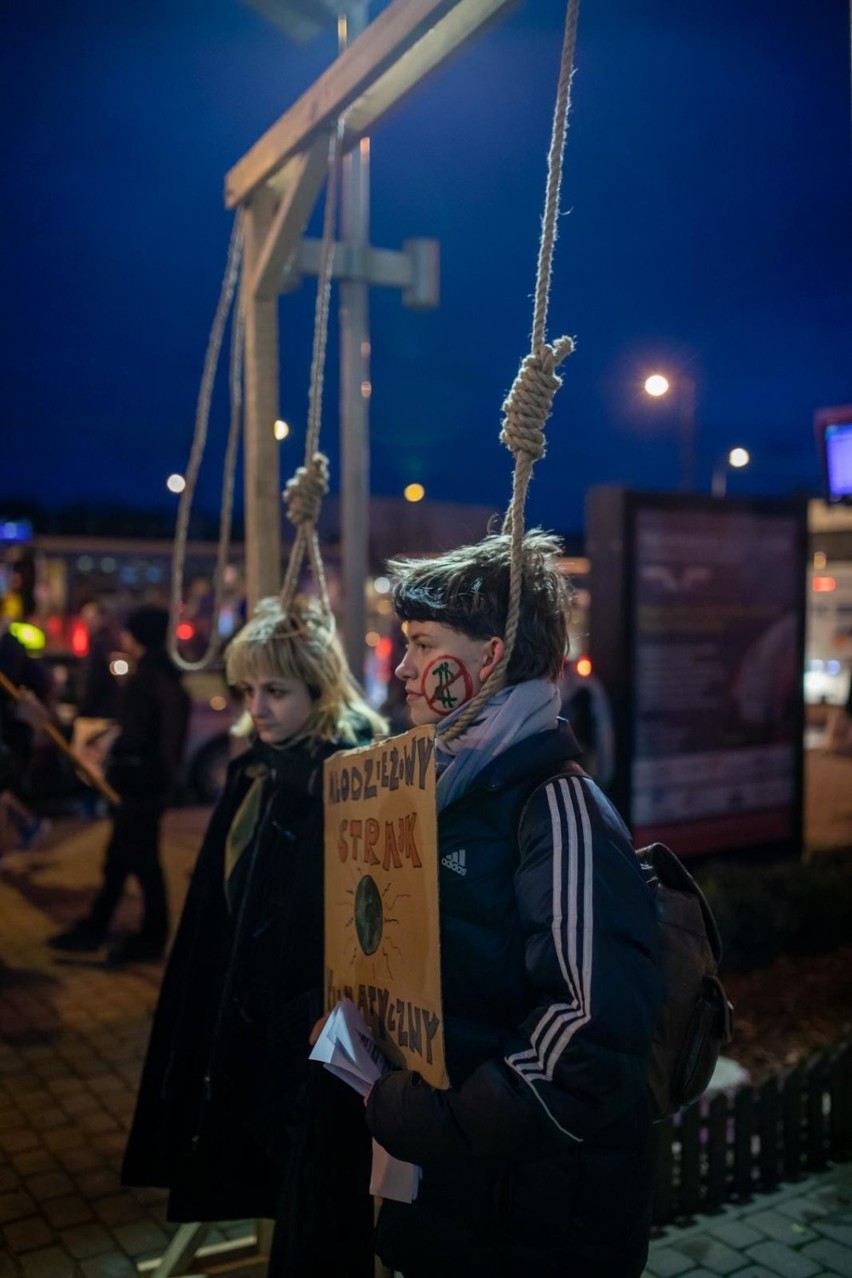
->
122, 735, 373, 1276
366, 721, 662, 1278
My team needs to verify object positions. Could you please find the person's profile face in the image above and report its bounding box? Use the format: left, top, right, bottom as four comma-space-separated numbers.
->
394, 621, 502, 726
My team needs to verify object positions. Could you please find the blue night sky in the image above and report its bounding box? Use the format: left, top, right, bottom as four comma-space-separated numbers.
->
3, 0, 851, 535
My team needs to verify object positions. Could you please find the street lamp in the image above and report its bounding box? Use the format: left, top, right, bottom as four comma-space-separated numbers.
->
643, 372, 696, 492
712, 447, 750, 498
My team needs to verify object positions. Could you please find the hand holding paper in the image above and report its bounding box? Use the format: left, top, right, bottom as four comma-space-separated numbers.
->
309, 997, 390, 1096
310, 998, 421, 1203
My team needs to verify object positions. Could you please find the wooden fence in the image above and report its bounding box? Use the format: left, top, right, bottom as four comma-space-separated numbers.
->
652, 1037, 852, 1225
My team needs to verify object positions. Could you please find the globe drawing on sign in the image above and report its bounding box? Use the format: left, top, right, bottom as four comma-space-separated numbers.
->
354, 874, 384, 956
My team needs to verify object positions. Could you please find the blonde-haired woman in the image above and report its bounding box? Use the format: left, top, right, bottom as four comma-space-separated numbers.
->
123, 598, 386, 1276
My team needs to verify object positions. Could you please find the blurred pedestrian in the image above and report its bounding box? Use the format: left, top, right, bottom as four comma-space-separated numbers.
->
0, 616, 50, 772
0, 731, 48, 854
77, 600, 122, 719
48, 605, 190, 964
559, 658, 616, 789
0, 616, 51, 844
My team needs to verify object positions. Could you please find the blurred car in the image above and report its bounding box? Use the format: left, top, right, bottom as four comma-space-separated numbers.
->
36, 652, 236, 804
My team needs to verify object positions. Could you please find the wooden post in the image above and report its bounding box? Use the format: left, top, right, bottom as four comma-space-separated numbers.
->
733, 1086, 754, 1201
241, 188, 282, 611
340, 4, 371, 680
678, 1103, 702, 1217
706, 1092, 729, 1206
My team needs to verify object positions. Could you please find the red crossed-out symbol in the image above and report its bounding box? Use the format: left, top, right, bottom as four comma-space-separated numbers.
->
421, 655, 473, 716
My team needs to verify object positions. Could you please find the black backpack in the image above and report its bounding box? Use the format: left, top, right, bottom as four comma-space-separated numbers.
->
638, 842, 734, 1119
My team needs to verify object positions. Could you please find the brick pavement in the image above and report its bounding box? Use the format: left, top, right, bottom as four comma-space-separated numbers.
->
0, 793, 850, 1277
0, 809, 253, 1278
644, 1162, 852, 1278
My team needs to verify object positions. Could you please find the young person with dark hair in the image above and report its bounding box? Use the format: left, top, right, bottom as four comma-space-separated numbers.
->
365, 531, 663, 1278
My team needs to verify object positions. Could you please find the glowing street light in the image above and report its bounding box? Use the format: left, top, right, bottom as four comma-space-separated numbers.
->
644, 374, 670, 398
166, 473, 186, 494
273, 419, 290, 441
403, 483, 425, 503
712, 447, 751, 497
643, 371, 696, 491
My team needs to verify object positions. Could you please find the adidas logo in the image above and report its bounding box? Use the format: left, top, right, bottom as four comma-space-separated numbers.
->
441, 848, 467, 877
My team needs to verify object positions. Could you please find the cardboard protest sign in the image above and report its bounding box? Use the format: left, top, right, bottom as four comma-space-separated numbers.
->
324, 725, 447, 1088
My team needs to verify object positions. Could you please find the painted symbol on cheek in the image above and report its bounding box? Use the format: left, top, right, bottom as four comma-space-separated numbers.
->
421, 656, 474, 716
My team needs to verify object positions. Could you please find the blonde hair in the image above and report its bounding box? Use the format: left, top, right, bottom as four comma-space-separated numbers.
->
225, 596, 387, 747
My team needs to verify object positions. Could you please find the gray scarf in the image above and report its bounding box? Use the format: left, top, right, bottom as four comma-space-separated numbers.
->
435, 679, 560, 811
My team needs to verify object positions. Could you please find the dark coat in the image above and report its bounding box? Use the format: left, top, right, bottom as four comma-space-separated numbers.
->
366, 722, 662, 1278
121, 734, 373, 1276
106, 648, 190, 806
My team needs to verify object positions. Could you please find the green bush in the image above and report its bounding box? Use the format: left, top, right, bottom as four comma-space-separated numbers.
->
696, 849, 852, 973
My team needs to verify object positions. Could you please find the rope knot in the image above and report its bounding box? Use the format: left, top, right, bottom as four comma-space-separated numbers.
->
499, 336, 574, 461
283, 452, 329, 528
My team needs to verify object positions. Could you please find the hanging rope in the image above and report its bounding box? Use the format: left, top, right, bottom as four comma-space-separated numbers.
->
169, 214, 245, 671
440, 0, 580, 739
279, 121, 343, 613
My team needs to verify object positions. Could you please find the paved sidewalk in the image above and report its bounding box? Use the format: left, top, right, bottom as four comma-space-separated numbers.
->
644, 1163, 852, 1277
0, 806, 850, 1277
0, 809, 253, 1278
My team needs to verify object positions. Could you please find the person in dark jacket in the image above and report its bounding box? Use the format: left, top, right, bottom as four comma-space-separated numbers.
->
121, 596, 387, 1276
364, 532, 663, 1278
48, 605, 190, 965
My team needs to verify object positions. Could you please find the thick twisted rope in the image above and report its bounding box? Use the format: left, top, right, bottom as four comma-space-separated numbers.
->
440, 0, 580, 739
169, 213, 245, 671
279, 121, 342, 613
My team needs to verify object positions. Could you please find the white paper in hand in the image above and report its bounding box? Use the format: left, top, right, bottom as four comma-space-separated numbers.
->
309, 997, 390, 1096
310, 999, 421, 1203
370, 1139, 421, 1204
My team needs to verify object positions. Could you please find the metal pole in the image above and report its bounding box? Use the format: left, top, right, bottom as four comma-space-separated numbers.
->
711, 462, 727, 499
339, 3, 371, 680
680, 374, 696, 493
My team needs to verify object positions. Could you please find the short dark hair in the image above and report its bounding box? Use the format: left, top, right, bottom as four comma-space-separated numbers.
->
388, 530, 573, 684
124, 605, 169, 650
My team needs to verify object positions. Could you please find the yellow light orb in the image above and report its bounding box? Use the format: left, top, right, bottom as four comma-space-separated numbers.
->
404, 483, 425, 503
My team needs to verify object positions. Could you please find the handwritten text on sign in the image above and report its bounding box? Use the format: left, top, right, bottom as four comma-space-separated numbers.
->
324, 726, 447, 1087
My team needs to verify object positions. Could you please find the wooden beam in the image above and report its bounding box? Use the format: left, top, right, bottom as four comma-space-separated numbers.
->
250, 138, 330, 300
278, 237, 440, 310
225, 0, 517, 208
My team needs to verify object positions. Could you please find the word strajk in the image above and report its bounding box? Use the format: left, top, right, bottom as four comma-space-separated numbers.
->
326, 734, 434, 805
337, 812, 421, 867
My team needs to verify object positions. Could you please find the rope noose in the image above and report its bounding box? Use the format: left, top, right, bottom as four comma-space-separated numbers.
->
439, 0, 580, 740
279, 120, 343, 616
169, 213, 245, 672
